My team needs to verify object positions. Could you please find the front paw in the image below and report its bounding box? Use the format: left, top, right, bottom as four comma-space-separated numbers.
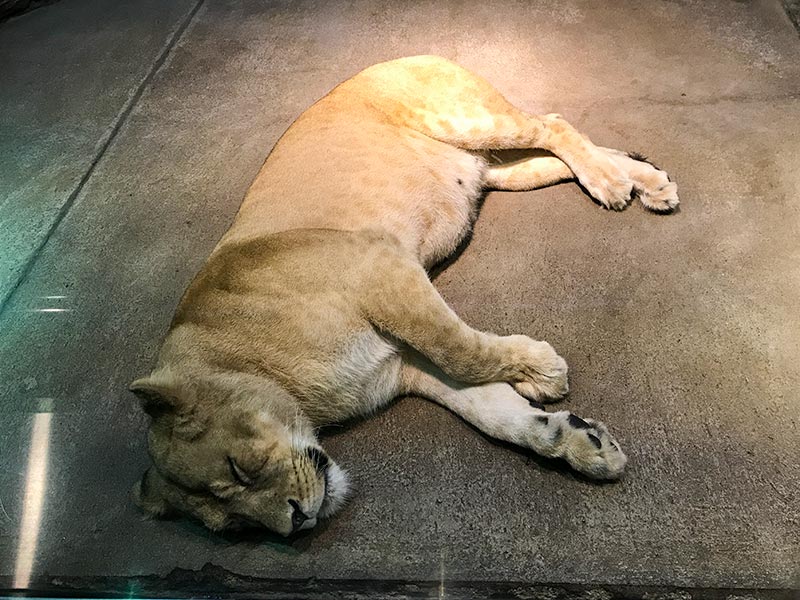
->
506, 336, 569, 402
550, 412, 627, 479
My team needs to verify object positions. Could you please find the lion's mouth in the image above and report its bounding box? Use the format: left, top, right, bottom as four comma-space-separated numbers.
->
228, 514, 263, 530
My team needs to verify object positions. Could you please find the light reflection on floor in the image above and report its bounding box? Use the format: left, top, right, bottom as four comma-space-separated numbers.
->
13, 408, 52, 590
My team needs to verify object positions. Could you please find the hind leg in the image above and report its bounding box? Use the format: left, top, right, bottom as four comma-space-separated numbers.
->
600, 148, 680, 212
355, 56, 677, 211
471, 114, 679, 211
483, 151, 574, 191
399, 354, 627, 480
484, 148, 680, 212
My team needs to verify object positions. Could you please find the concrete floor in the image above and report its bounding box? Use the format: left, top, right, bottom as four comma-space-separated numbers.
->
1, 0, 798, 597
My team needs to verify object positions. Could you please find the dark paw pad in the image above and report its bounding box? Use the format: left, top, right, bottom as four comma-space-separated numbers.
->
568, 414, 591, 429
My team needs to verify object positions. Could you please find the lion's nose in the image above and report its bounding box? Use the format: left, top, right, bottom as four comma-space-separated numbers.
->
288, 499, 310, 533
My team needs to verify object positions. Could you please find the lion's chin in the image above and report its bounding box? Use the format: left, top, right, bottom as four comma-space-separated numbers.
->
318, 461, 350, 519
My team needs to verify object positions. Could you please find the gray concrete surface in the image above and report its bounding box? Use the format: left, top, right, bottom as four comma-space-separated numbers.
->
1, 0, 798, 597
0, 0, 199, 307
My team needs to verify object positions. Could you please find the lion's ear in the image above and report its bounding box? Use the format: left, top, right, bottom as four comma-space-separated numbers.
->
129, 370, 185, 417
130, 370, 206, 439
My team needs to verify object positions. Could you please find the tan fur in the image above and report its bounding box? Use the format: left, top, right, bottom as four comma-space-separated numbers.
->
131, 56, 677, 536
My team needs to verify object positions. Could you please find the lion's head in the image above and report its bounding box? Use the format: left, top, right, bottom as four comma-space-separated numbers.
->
129, 368, 349, 536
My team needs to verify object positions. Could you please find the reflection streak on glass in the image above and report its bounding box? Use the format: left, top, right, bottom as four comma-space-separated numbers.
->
30, 296, 71, 313
439, 549, 446, 599
13, 411, 52, 590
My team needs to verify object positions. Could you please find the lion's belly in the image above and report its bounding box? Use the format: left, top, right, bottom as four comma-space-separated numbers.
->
225, 113, 487, 270
409, 142, 487, 268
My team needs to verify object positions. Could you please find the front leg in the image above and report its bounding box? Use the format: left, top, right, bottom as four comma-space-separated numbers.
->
361, 247, 568, 401
400, 356, 627, 480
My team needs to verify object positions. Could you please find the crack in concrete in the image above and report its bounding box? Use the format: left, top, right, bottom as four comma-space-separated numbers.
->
567, 92, 800, 122
0, 0, 208, 318
617, 91, 800, 108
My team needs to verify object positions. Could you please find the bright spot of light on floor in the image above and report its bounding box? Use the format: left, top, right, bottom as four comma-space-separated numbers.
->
14, 404, 53, 590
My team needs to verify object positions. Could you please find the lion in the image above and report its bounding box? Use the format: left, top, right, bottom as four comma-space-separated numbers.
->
130, 56, 678, 536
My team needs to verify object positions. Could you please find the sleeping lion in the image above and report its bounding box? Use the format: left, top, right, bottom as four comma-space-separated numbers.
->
130, 56, 678, 536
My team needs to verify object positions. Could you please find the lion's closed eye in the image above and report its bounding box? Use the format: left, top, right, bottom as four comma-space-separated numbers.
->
227, 456, 255, 486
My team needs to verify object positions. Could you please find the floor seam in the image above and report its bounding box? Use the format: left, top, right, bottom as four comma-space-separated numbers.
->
0, 0, 207, 318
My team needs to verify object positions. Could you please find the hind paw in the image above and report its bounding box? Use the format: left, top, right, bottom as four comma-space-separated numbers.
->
635, 180, 679, 213
602, 147, 679, 213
